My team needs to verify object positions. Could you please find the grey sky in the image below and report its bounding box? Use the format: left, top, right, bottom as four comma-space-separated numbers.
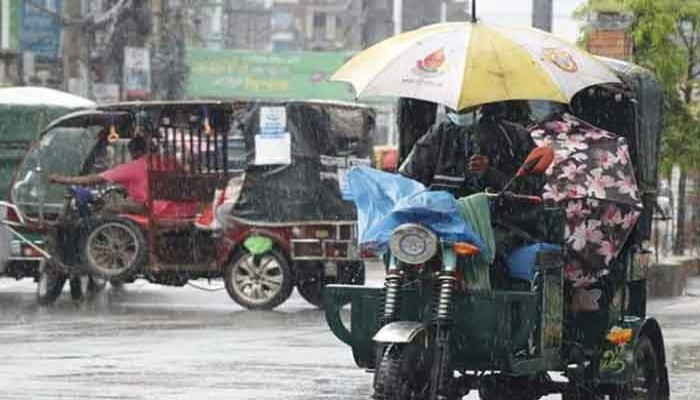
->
470, 0, 587, 42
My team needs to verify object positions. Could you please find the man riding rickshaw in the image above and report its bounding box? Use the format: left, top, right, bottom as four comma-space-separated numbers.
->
321, 18, 669, 400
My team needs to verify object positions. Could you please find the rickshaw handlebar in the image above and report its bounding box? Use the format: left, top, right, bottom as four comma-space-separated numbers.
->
485, 191, 543, 205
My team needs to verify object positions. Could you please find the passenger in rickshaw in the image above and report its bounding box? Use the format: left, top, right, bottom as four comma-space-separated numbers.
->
48, 136, 198, 218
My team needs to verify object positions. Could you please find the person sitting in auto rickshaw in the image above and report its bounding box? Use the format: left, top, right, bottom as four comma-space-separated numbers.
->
48, 136, 198, 218
399, 101, 538, 196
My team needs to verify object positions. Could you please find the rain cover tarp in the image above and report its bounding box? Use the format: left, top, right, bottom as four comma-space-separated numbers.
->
530, 113, 642, 282
343, 166, 486, 254
229, 101, 374, 223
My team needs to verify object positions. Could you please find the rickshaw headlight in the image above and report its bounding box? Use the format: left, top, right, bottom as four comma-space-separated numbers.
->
389, 223, 438, 265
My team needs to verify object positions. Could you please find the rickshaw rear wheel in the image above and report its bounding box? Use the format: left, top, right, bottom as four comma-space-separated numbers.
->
296, 261, 367, 308
376, 341, 437, 400
36, 261, 66, 306
80, 216, 147, 281
224, 248, 294, 310
339, 261, 366, 285
609, 336, 660, 400
296, 261, 325, 308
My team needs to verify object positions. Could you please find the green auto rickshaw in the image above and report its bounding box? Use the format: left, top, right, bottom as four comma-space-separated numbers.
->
322, 59, 669, 400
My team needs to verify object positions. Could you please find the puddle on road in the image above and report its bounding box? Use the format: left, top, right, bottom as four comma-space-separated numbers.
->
670, 344, 700, 373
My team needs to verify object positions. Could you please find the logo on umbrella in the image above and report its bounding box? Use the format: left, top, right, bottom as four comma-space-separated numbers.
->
543, 48, 578, 73
413, 48, 447, 77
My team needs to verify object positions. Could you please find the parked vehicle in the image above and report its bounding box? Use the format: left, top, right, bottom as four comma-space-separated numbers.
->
0, 87, 94, 281
323, 59, 669, 399
2, 100, 373, 309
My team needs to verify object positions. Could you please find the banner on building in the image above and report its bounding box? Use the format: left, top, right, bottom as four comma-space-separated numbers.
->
20, 0, 62, 58
186, 48, 356, 101
123, 47, 151, 100
93, 83, 120, 104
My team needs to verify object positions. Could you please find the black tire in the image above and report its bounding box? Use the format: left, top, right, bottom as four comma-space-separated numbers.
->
80, 216, 147, 281
224, 248, 294, 310
610, 336, 661, 400
338, 261, 366, 285
375, 342, 433, 400
36, 261, 66, 305
296, 261, 325, 308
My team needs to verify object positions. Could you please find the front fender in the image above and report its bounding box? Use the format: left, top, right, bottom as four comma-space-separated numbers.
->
598, 316, 670, 399
373, 321, 426, 344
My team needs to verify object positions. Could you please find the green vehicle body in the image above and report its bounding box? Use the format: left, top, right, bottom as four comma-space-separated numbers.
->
0, 105, 76, 198
0, 103, 89, 279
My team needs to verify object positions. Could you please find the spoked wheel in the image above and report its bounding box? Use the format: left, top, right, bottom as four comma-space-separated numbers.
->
375, 341, 434, 400
224, 249, 294, 310
81, 217, 147, 281
610, 336, 661, 400
36, 261, 67, 305
296, 261, 325, 308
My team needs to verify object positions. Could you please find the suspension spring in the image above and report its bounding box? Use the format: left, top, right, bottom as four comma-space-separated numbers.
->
435, 274, 457, 322
382, 272, 402, 322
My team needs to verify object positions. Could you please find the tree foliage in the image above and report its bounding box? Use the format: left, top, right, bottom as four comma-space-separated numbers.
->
578, 0, 700, 170
573, 0, 628, 19
625, 0, 700, 172
577, 0, 700, 253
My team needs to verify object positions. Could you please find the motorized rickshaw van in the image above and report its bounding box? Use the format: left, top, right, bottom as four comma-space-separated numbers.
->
1, 99, 373, 309
322, 59, 669, 400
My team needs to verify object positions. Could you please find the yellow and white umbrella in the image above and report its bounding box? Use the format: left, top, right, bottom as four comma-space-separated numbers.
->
332, 22, 621, 111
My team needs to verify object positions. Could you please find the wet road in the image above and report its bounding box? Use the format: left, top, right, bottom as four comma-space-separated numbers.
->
0, 266, 697, 399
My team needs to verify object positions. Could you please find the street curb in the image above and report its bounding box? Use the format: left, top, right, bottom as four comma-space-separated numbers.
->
648, 256, 700, 298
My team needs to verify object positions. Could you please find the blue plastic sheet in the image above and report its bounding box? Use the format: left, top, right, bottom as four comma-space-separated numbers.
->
344, 167, 486, 254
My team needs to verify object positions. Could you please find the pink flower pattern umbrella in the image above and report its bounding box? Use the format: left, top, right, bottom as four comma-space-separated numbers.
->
530, 113, 642, 287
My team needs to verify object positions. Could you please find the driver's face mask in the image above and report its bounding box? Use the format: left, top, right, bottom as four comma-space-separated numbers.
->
447, 112, 472, 126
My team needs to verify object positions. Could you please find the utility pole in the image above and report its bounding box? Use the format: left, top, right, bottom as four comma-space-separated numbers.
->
393, 0, 402, 35
532, 0, 553, 32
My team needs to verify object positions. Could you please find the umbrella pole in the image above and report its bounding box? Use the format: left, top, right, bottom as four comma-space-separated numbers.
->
471, 0, 477, 23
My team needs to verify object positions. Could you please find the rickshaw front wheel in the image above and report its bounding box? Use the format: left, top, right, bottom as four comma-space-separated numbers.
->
36, 261, 66, 306
375, 341, 438, 400
80, 217, 147, 281
224, 248, 294, 310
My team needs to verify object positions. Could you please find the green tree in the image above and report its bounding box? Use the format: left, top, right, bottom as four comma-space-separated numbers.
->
577, 0, 700, 255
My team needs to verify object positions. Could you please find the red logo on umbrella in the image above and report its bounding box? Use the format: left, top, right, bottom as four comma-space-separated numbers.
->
414, 48, 447, 76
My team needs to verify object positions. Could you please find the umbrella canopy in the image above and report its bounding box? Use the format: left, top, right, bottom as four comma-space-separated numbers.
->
530, 113, 641, 284
0, 86, 95, 108
332, 22, 621, 111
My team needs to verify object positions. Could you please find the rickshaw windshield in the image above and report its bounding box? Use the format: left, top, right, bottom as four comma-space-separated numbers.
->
11, 126, 101, 217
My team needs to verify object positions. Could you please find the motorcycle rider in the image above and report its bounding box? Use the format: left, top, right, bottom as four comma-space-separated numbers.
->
48, 135, 197, 217
399, 101, 539, 197
400, 101, 545, 287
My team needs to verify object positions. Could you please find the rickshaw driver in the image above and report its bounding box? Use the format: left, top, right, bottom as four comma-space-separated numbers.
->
399, 101, 544, 286
399, 101, 538, 196
48, 136, 197, 217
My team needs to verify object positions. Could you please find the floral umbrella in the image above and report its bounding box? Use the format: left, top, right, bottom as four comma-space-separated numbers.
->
529, 113, 642, 286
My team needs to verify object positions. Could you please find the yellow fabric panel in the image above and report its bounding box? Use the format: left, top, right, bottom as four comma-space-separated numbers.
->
458, 25, 567, 110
